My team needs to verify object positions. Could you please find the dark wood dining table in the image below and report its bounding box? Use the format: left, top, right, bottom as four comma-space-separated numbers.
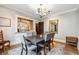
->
26, 35, 45, 54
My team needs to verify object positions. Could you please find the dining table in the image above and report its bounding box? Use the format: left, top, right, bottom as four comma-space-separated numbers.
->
26, 35, 45, 54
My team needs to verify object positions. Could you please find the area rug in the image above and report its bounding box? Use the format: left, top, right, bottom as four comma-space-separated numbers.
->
8, 46, 77, 55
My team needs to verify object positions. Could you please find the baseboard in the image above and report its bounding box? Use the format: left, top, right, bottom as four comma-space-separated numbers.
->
54, 39, 66, 44
53, 40, 65, 44
54, 39, 79, 50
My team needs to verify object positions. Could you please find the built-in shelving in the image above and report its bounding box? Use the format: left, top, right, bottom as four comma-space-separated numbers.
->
17, 17, 33, 32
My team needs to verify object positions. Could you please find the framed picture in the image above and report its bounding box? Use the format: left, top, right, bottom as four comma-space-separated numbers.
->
49, 19, 58, 33
0, 17, 11, 27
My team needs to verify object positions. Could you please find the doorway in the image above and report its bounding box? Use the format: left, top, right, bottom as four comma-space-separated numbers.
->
36, 22, 44, 35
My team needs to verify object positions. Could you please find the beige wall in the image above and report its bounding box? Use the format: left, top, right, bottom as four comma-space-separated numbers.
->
0, 7, 37, 45
0, 6, 79, 47
77, 9, 79, 35
44, 9, 79, 48
44, 10, 78, 43
0, 7, 17, 45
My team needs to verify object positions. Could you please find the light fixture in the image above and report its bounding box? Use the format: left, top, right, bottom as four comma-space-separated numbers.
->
36, 4, 51, 18
29, 4, 53, 18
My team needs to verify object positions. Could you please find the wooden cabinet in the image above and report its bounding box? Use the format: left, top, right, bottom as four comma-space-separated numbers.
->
66, 36, 78, 47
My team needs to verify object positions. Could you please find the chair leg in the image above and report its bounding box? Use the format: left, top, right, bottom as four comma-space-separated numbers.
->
25, 45, 28, 55
44, 45, 46, 55
52, 40, 54, 47
36, 44, 39, 55
2, 44, 5, 52
21, 44, 23, 55
21, 48, 23, 55
25, 49, 28, 55
48, 43, 51, 51
9, 41, 10, 48
21, 47, 28, 55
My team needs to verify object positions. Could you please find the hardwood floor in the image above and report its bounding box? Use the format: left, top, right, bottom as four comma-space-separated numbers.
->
52, 41, 79, 54
0, 41, 79, 55
0, 44, 21, 55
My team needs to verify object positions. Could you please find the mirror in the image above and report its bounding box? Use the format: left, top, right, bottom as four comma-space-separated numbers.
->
49, 19, 58, 33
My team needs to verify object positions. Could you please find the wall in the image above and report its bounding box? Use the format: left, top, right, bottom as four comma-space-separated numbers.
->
0, 6, 79, 46
0, 7, 17, 45
76, 9, 79, 35
76, 9, 79, 48
0, 7, 38, 45
44, 10, 78, 43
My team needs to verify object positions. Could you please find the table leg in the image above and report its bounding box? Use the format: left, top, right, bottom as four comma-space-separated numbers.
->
49, 43, 51, 51
36, 44, 38, 55
49, 41, 51, 51
44, 44, 46, 55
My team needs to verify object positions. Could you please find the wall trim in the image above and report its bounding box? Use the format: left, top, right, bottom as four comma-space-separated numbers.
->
54, 39, 79, 49
54, 8, 77, 16
0, 5, 39, 20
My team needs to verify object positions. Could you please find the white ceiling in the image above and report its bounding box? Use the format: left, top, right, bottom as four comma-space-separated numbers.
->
0, 4, 79, 20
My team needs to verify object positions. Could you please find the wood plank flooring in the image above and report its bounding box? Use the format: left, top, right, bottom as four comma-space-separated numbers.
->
0, 41, 79, 55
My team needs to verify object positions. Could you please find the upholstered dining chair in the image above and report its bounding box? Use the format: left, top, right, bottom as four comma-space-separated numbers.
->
0, 30, 10, 52
37, 33, 52, 55
50, 33, 55, 46
21, 35, 37, 55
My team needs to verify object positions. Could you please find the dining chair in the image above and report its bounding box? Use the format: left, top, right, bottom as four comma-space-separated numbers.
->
50, 33, 55, 46
37, 33, 52, 55
0, 30, 10, 52
21, 35, 37, 55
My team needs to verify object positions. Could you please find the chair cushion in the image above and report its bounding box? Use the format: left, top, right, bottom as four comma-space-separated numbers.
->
22, 43, 37, 51
3, 40, 10, 43
27, 45, 37, 50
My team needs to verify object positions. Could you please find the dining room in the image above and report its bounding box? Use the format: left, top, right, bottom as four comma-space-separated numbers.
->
0, 4, 79, 55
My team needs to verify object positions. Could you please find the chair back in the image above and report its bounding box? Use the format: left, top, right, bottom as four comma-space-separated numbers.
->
22, 35, 27, 45
23, 35, 33, 45
50, 33, 55, 40
45, 33, 52, 42
0, 30, 4, 42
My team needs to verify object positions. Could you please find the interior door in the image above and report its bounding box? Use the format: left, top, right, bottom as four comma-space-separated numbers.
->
36, 22, 44, 35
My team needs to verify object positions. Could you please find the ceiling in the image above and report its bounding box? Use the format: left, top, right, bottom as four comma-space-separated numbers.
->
0, 4, 79, 20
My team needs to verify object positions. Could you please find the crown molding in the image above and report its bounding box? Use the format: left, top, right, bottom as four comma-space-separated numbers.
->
53, 8, 78, 16
43, 8, 78, 20
0, 5, 40, 20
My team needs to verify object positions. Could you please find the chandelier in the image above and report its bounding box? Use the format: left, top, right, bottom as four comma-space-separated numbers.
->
36, 4, 51, 18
